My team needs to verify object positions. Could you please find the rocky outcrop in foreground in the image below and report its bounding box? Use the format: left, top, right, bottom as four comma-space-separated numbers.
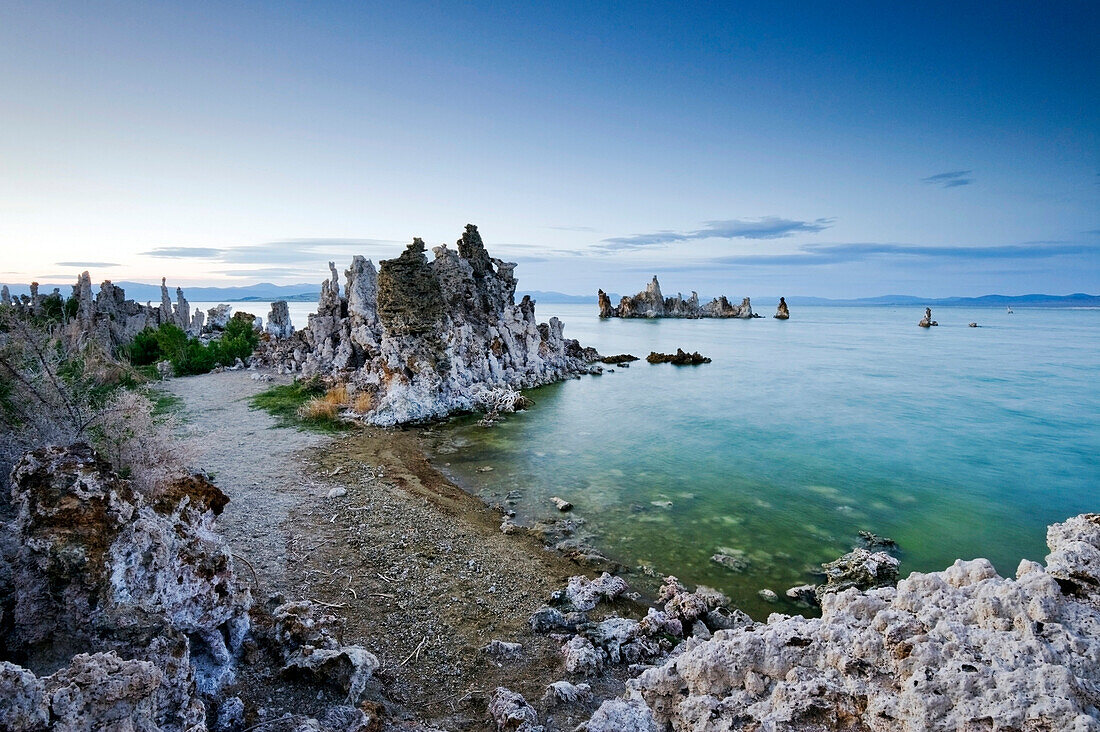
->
0, 444, 252, 729
580, 513, 1100, 731
258, 225, 599, 425
0, 444, 383, 731
598, 277, 754, 319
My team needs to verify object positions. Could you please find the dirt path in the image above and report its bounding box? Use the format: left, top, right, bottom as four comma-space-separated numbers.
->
162, 371, 326, 596
160, 371, 637, 730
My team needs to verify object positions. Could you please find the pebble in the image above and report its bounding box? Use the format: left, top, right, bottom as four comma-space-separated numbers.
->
327, 487, 347, 499
758, 588, 779, 603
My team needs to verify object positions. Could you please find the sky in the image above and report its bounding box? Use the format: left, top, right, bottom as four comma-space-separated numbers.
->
0, 1, 1097, 298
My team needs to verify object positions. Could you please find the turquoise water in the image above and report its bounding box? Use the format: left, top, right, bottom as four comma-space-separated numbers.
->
423, 304, 1100, 618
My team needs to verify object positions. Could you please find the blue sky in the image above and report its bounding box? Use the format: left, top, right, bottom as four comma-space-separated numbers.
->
0, 1, 1097, 297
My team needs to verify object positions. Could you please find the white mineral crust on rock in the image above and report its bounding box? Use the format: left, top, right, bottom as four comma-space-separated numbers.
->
607, 513, 1100, 731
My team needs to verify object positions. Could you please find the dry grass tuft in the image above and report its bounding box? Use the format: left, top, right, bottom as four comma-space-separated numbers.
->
352, 391, 373, 415
322, 384, 348, 406
299, 398, 340, 422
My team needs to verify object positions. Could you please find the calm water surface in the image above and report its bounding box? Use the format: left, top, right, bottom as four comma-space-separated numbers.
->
420, 304, 1100, 617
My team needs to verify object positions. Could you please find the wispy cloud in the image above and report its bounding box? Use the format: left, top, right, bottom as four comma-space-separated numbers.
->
922, 170, 973, 188
599, 217, 834, 251
55, 261, 120, 267
142, 246, 226, 258
217, 267, 327, 279
707, 241, 1096, 267
545, 225, 600, 233
142, 238, 402, 266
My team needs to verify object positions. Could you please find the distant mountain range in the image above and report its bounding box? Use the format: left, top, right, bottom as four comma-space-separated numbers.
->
780, 293, 1100, 307
1, 281, 321, 302
3, 281, 1097, 308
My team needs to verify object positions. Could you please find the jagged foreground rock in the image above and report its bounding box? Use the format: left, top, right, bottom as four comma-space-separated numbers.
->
582, 513, 1100, 731
598, 277, 754, 319
259, 225, 598, 425
0, 444, 383, 731
0, 444, 252, 730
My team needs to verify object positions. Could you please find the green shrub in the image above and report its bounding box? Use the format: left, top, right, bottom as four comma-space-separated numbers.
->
120, 321, 259, 377
127, 328, 164, 366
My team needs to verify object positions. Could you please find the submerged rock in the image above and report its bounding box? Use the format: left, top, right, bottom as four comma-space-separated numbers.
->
598, 277, 753, 319
592, 513, 1100, 731
598, 353, 639, 364
646, 349, 711, 365
815, 547, 900, 602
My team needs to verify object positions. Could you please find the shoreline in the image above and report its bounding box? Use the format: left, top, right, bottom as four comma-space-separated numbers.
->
164, 370, 647, 729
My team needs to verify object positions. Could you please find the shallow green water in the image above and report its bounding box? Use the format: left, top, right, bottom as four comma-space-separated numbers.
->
421, 304, 1100, 618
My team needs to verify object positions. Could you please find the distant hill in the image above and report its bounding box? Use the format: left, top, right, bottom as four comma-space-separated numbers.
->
518, 290, 605, 304
782, 293, 1100, 307
4, 281, 1095, 309
2, 281, 321, 303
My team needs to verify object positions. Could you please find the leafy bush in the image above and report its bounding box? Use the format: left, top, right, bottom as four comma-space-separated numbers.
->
122, 320, 259, 376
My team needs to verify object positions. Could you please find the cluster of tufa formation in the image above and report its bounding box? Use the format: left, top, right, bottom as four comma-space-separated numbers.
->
258, 225, 599, 425
578, 513, 1100, 731
598, 277, 756, 319
2, 275, 206, 350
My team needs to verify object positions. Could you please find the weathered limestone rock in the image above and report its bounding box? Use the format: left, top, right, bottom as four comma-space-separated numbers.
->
774, 296, 790, 319
0, 651, 206, 732
206, 304, 232, 330
174, 287, 194, 332
276, 225, 597, 425
814, 547, 900, 603
483, 640, 523, 661
283, 646, 379, 702
0, 444, 253, 729
58, 274, 163, 350
598, 276, 754, 319
596, 513, 1100, 731
550, 573, 629, 612
266, 300, 294, 339
543, 680, 592, 705
159, 278, 174, 326
488, 687, 542, 731
580, 698, 658, 732
1, 285, 11, 306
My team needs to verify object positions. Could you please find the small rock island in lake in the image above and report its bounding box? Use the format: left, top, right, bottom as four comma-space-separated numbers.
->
598, 276, 754, 318
774, 296, 790, 319
919, 307, 939, 327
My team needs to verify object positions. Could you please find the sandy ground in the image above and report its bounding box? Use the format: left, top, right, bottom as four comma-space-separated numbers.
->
162, 371, 639, 731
